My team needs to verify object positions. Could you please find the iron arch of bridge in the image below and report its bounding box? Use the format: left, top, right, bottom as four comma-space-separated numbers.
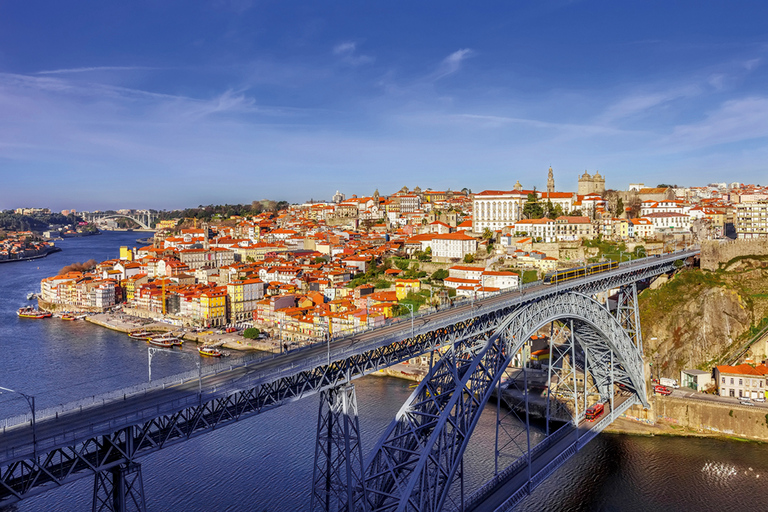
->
88, 214, 153, 230
359, 291, 646, 512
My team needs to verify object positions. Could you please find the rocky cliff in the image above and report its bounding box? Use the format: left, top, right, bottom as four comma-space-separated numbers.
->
639, 260, 768, 380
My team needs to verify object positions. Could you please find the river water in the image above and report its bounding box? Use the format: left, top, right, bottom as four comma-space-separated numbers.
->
1, 232, 767, 511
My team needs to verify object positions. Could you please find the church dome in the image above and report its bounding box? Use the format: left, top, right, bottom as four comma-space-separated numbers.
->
581, 170, 591, 179
594, 171, 603, 180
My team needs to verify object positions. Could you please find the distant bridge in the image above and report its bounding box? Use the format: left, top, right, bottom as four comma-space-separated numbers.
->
82, 211, 158, 230
0, 250, 698, 511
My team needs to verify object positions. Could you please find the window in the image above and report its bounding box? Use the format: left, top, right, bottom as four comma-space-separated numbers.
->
739, 379, 743, 385
731, 378, 734, 384
722, 377, 725, 384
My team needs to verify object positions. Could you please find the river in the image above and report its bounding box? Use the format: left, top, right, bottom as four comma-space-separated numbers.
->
1, 232, 766, 511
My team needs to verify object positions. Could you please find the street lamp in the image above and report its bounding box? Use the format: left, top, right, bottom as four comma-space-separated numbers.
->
148, 347, 203, 402
403, 303, 414, 340
0, 386, 36, 457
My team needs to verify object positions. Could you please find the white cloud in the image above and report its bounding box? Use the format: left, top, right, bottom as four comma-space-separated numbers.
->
37, 66, 156, 75
666, 96, 768, 148
332, 41, 374, 65
434, 48, 473, 79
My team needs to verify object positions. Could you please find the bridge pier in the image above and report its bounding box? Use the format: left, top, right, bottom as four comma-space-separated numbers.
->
92, 461, 146, 512
310, 384, 366, 512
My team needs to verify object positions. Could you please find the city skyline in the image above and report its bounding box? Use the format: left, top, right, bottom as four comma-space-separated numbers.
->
2, 1, 768, 211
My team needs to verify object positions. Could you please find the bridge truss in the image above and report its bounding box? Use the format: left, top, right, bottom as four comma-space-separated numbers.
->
0, 252, 694, 510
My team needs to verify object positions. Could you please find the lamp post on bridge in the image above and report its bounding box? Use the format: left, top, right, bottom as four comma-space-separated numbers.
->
0, 386, 36, 458
402, 303, 414, 340
148, 347, 202, 401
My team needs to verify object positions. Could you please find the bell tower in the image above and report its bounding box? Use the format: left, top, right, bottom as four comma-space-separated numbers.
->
547, 166, 555, 193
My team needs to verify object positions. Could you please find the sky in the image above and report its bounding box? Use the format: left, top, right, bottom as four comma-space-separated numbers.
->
1, 1, 767, 211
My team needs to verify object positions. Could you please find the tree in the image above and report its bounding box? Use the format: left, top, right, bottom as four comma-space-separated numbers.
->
246, 255, 255, 263
463, 253, 475, 263
482, 227, 494, 241
243, 328, 260, 339
523, 192, 544, 219
431, 269, 448, 281
615, 197, 625, 217
547, 203, 564, 219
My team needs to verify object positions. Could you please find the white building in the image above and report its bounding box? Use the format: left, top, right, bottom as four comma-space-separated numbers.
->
428, 232, 478, 260
472, 187, 530, 233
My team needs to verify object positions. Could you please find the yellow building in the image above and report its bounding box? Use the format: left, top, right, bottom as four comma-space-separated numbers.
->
119, 246, 134, 261
200, 287, 227, 327
395, 279, 421, 301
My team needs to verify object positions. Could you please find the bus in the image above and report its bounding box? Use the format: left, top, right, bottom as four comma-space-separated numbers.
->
585, 402, 605, 421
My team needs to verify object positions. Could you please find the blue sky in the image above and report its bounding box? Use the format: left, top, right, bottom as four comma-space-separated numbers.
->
1, 1, 767, 211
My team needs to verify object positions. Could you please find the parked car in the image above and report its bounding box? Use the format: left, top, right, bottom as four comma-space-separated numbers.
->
740, 400, 755, 406
755, 397, 766, 403
654, 385, 672, 396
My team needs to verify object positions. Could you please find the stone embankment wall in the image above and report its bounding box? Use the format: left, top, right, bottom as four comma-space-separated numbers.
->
701, 239, 768, 271
622, 396, 768, 441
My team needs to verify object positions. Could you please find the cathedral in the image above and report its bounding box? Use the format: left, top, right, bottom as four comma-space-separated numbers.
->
577, 171, 606, 195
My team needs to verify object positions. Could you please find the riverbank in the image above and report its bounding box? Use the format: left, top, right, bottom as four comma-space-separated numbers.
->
84, 312, 272, 352
604, 395, 768, 442
0, 246, 62, 264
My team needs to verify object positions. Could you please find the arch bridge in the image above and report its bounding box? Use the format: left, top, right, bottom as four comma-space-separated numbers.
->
82, 211, 158, 230
0, 250, 697, 511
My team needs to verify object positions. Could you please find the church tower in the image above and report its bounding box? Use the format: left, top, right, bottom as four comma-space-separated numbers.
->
547, 166, 555, 193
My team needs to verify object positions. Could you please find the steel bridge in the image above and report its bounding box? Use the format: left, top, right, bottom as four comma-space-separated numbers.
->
0, 250, 698, 511
82, 211, 158, 230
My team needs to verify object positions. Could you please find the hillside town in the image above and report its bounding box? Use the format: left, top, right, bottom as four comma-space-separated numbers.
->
35, 169, 768, 346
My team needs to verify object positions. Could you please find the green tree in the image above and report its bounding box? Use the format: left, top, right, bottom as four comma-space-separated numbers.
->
523, 192, 544, 219
615, 197, 625, 217
243, 328, 260, 339
464, 253, 475, 264
547, 203, 564, 219
431, 269, 448, 281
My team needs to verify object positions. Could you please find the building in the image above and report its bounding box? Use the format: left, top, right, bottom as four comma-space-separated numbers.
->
735, 201, 768, 239
680, 369, 712, 392
429, 232, 478, 261
472, 186, 529, 233
715, 364, 768, 399
577, 171, 606, 196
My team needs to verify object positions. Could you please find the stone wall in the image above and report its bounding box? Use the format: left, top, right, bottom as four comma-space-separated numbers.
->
626, 396, 768, 441
701, 239, 768, 271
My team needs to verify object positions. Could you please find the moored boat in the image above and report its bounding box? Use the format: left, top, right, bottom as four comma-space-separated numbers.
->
198, 346, 222, 357
148, 332, 183, 347
128, 330, 154, 340
61, 313, 77, 321
148, 337, 175, 348
17, 307, 52, 319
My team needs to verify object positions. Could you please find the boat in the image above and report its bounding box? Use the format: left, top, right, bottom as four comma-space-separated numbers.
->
61, 313, 77, 321
198, 346, 222, 357
128, 330, 154, 340
17, 307, 52, 319
148, 337, 175, 348
148, 332, 183, 347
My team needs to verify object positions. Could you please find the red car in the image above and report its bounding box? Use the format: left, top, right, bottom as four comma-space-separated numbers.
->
654, 385, 672, 395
